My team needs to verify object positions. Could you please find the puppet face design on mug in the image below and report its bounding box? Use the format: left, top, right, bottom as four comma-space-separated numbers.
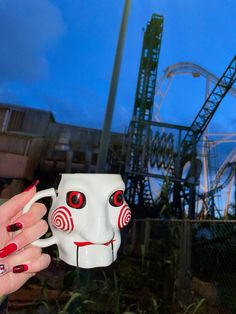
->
49, 174, 131, 268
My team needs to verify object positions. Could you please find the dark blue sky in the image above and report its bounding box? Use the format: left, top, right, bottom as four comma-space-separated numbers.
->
0, 0, 235, 133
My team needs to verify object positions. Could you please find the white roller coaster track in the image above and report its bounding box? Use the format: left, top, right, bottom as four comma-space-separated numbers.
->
199, 145, 236, 217
210, 147, 236, 192
154, 62, 236, 121
154, 62, 236, 215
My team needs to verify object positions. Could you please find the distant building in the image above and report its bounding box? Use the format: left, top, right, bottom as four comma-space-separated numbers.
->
0, 103, 125, 198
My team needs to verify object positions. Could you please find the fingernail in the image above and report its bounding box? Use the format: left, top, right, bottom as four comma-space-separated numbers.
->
24, 180, 39, 192
0, 264, 7, 275
13, 264, 28, 273
0, 243, 17, 258
6, 222, 23, 232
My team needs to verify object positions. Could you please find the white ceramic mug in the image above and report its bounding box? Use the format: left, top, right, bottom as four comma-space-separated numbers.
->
23, 173, 131, 269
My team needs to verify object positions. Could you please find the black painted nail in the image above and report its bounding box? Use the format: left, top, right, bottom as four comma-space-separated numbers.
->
13, 264, 28, 273
6, 222, 23, 232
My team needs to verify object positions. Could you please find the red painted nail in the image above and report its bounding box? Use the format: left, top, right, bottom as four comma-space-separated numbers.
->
24, 180, 39, 192
0, 243, 17, 258
6, 222, 23, 232
13, 264, 28, 273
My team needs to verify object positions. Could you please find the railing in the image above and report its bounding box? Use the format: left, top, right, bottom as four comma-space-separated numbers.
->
122, 218, 236, 313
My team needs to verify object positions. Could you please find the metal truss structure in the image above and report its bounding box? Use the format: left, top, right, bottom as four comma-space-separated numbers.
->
153, 60, 236, 218
125, 14, 163, 215
125, 53, 236, 218
122, 13, 236, 218
199, 134, 236, 218
181, 56, 236, 157
173, 55, 236, 218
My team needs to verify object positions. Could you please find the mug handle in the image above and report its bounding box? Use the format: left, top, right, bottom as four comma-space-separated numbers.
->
22, 188, 57, 248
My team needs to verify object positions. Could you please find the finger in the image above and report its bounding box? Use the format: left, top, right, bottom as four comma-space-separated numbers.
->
6, 203, 47, 232
0, 220, 48, 258
0, 271, 36, 296
0, 245, 42, 276
13, 254, 51, 274
0, 180, 39, 224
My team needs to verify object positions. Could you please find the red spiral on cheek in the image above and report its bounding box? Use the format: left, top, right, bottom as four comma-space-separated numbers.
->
51, 206, 74, 233
118, 204, 131, 229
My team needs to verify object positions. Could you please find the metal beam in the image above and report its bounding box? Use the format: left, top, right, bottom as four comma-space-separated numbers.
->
181, 55, 236, 155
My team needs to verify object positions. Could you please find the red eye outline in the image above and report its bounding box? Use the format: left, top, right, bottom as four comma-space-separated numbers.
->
109, 190, 124, 207
66, 191, 86, 209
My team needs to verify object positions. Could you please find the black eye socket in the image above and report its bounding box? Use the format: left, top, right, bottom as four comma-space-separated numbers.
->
66, 191, 86, 209
109, 190, 124, 207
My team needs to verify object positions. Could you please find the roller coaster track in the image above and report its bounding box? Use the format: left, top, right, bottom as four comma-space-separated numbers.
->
170, 56, 236, 218
163, 62, 236, 96
155, 61, 236, 121
155, 57, 236, 166
181, 55, 236, 155
201, 148, 236, 198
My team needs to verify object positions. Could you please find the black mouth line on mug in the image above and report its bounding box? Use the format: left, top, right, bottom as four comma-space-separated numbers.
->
74, 239, 116, 247
111, 241, 114, 262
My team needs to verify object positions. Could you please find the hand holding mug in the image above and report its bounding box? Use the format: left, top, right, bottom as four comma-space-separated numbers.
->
0, 181, 51, 297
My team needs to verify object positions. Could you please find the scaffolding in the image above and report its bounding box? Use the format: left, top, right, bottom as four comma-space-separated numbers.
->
125, 14, 163, 215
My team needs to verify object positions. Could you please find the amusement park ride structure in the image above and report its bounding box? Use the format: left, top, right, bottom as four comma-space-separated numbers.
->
125, 14, 163, 212
200, 143, 236, 218
154, 63, 236, 218
154, 62, 236, 122
123, 14, 236, 219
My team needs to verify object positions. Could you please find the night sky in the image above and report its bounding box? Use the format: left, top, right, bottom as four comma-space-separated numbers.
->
0, 0, 235, 133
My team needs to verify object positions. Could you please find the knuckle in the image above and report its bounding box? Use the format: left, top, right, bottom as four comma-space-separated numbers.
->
30, 245, 42, 256
20, 231, 28, 245
23, 245, 42, 260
